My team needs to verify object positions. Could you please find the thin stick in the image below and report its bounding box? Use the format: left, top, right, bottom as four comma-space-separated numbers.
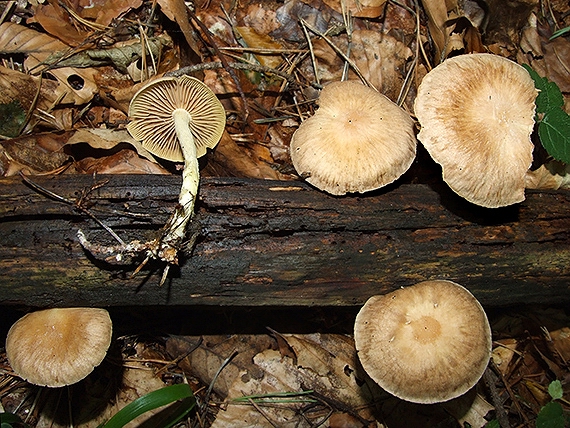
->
167, 61, 297, 86
219, 46, 306, 54
299, 18, 376, 90
19, 172, 125, 246
186, 8, 250, 118
300, 20, 320, 86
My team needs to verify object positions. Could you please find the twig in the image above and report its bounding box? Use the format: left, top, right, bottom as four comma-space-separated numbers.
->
199, 350, 238, 421
299, 18, 376, 90
19, 172, 125, 246
484, 366, 511, 428
167, 61, 297, 86
186, 7, 250, 119
246, 397, 280, 428
300, 19, 320, 86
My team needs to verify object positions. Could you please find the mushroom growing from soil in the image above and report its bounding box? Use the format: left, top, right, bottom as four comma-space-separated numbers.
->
289, 80, 417, 195
5, 307, 113, 388
354, 280, 492, 404
127, 75, 226, 275
414, 53, 538, 208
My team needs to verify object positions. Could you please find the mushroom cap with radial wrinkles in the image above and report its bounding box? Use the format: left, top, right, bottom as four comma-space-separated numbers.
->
127, 75, 226, 162
354, 280, 492, 404
290, 80, 417, 195
5, 307, 113, 388
414, 53, 537, 208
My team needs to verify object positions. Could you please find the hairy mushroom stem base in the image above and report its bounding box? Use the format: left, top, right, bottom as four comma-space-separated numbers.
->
158, 108, 200, 263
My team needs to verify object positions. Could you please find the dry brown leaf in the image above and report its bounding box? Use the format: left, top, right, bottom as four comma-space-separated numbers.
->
239, 3, 282, 36
166, 334, 276, 398
66, 128, 161, 164
235, 26, 284, 69
0, 22, 68, 58
549, 327, 570, 363
74, 149, 170, 175
0, 133, 71, 176
323, 0, 388, 18
542, 37, 570, 93
156, 0, 202, 62
211, 333, 384, 427
420, 0, 455, 63
29, 0, 93, 46
0, 65, 39, 111
34, 363, 170, 428
311, 30, 412, 100
80, 0, 144, 27
204, 131, 288, 180
525, 163, 570, 190
492, 338, 519, 376
519, 13, 543, 57
0, 22, 99, 105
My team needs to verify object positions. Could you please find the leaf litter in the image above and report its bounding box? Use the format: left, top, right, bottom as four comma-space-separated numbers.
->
0, 0, 570, 426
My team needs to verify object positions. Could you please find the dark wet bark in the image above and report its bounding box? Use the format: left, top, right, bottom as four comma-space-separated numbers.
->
1, 174, 568, 308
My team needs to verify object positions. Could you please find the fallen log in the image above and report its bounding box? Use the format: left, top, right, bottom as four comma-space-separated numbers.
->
0, 174, 568, 308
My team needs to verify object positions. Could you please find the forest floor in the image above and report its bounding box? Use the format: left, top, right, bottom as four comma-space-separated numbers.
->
0, 0, 569, 426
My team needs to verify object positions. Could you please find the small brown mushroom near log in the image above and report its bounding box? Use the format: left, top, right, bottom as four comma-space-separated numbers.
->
354, 280, 492, 404
289, 80, 417, 196
5, 307, 113, 388
414, 53, 538, 208
127, 75, 226, 281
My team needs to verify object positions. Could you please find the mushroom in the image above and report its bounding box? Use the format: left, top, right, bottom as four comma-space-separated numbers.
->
5, 307, 113, 387
289, 80, 417, 195
127, 75, 225, 270
354, 280, 492, 404
414, 53, 538, 208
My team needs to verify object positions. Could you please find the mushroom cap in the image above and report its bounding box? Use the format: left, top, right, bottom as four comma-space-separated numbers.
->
290, 80, 417, 195
127, 75, 226, 162
354, 280, 492, 404
414, 53, 537, 208
6, 307, 113, 387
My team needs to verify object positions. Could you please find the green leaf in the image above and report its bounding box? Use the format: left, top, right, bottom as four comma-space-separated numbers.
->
536, 401, 565, 428
0, 412, 32, 428
522, 65, 565, 114
538, 108, 570, 164
100, 383, 195, 428
548, 380, 564, 400
550, 26, 570, 40
484, 420, 500, 428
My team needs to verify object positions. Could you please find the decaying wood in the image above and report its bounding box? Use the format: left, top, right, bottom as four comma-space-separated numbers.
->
0, 174, 569, 308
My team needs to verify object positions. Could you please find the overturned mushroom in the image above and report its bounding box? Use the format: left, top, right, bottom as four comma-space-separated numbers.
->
127, 76, 225, 278
354, 280, 492, 404
290, 80, 417, 195
5, 307, 113, 388
414, 53, 537, 208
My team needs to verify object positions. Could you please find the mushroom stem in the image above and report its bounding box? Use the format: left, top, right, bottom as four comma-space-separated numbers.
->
162, 108, 199, 250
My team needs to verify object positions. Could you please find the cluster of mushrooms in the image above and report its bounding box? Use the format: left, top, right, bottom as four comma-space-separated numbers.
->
124, 53, 549, 282
2, 53, 558, 403
3, 285, 491, 407
291, 53, 548, 208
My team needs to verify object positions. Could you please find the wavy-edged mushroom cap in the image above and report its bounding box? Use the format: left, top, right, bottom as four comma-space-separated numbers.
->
414, 53, 537, 208
127, 75, 226, 162
290, 80, 416, 195
354, 280, 492, 404
6, 308, 113, 388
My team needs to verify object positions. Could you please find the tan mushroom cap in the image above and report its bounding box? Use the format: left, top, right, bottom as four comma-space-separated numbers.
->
414, 53, 537, 208
6, 307, 113, 388
354, 280, 492, 404
127, 75, 226, 162
290, 80, 417, 195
